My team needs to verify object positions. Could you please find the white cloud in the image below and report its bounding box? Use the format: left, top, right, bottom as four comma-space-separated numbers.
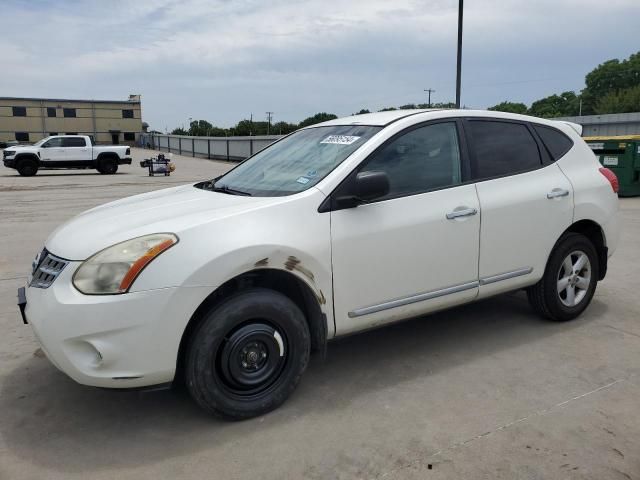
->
0, 0, 638, 128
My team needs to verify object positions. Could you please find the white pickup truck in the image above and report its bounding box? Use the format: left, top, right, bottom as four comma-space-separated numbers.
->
2, 135, 132, 176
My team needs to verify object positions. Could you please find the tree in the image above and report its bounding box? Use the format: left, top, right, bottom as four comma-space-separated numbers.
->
171, 127, 188, 135
528, 91, 580, 118
581, 52, 640, 114
272, 121, 298, 135
378, 107, 397, 111
488, 101, 528, 114
354, 109, 371, 115
595, 84, 640, 114
188, 119, 214, 136
399, 103, 417, 110
298, 112, 338, 128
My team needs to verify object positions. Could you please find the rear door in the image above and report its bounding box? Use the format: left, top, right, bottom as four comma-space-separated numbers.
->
39, 137, 65, 162
330, 120, 481, 335
463, 118, 574, 297
62, 136, 90, 161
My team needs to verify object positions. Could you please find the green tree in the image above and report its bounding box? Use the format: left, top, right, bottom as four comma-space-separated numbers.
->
354, 109, 371, 115
488, 101, 528, 114
595, 84, 640, 114
188, 119, 214, 136
528, 91, 580, 118
378, 107, 397, 111
298, 112, 338, 128
582, 52, 640, 114
171, 127, 188, 135
399, 103, 417, 110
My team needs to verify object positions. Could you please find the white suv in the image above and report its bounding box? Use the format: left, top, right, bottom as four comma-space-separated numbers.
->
19, 110, 619, 419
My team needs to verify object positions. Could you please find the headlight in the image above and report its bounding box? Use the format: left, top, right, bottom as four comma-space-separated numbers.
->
4, 150, 16, 157
72, 233, 178, 294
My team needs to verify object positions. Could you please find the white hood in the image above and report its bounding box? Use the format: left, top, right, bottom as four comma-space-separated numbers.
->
46, 184, 280, 260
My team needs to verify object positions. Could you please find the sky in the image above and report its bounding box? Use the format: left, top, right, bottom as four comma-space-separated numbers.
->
1, 0, 638, 130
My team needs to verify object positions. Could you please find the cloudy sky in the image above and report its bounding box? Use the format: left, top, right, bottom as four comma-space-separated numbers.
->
1, 0, 638, 130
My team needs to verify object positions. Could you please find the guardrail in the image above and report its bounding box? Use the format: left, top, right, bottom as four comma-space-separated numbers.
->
140, 133, 284, 162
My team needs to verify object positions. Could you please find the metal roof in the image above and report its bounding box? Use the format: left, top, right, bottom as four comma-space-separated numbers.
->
0, 96, 140, 104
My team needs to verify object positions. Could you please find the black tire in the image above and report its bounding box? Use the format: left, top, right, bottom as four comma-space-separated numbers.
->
16, 157, 38, 176
185, 288, 310, 419
97, 157, 118, 174
527, 233, 599, 321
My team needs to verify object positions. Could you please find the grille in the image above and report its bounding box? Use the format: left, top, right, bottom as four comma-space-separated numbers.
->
30, 249, 69, 289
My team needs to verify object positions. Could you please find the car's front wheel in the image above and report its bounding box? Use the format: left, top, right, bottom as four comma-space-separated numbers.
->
16, 157, 39, 176
185, 288, 310, 419
527, 233, 599, 321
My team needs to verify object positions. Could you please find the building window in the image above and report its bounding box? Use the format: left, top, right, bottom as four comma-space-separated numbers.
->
66, 132, 77, 135
122, 109, 134, 118
12, 106, 27, 117
49, 132, 58, 136
47, 107, 57, 117
15, 132, 29, 142
123, 132, 136, 141
63, 108, 76, 118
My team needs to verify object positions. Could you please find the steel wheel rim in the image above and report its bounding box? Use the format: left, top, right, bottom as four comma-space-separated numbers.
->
217, 322, 287, 397
557, 250, 591, 307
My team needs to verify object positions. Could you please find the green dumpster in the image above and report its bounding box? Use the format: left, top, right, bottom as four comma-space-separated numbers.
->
585, 135, 640, 197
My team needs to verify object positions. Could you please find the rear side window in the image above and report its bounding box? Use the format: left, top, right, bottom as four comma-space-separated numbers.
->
63, 137, 86, 147
533, 125, 573, 160
467, 120, 542, 180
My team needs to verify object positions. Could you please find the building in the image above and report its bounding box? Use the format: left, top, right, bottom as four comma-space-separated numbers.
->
0, 95, 142, 145
557, 112, 640, 137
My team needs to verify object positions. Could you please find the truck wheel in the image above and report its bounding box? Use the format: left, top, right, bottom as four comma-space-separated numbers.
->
527, 233, 598, 322
97, 158, 118, 174
185, 288, 310, 420
16, 158, 39, 176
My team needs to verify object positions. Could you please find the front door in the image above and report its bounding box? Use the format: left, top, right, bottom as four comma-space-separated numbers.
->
111, 133, 119, 145
39, 137, 65, 162
330, 121, 481, 335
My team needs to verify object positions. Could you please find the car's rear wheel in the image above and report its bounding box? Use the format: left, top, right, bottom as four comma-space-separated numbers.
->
185, 288, 310, 419
527, 233, 599, 321
16, 157, 39, 176
97, 157, 118, 174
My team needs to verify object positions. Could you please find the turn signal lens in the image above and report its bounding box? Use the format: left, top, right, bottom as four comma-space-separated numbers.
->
72, 233, 178, 294
599, 167, 619, 193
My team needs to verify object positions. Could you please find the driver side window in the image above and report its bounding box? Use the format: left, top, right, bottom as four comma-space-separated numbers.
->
361, 122, 462, 200
43, 138, 64, 148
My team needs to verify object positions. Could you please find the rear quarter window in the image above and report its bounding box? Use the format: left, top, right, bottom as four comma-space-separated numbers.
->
533, 125, 573, 161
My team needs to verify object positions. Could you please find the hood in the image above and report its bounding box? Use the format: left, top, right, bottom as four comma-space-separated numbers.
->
46, 183, 281, 260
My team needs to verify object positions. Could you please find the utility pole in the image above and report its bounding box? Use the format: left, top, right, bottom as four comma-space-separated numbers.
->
455, 0, 464, 109
250, 113, 253, 136
266, 111, 273, 135
424, 88, 435, 107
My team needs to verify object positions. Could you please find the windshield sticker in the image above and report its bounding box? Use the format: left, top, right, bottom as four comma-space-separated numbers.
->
320, 135, 361, 145
306, 170, 318, 178
296, 176, 311, 185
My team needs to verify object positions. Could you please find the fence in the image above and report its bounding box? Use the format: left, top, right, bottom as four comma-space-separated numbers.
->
140, 133, 283, 162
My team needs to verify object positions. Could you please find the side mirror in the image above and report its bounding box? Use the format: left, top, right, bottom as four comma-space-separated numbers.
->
336, 171, 390, 208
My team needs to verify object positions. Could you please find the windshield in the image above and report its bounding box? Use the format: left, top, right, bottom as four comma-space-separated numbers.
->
210, 125, 382, 196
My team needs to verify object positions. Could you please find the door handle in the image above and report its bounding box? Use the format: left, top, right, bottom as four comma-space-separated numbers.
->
547, 188, 569, 199
446, 207, 478, 220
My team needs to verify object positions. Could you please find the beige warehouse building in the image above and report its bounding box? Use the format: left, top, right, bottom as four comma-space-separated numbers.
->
0, 95, 142, 145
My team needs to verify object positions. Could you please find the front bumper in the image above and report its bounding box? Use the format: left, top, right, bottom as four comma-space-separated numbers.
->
3, 158, 16, 168
23, 261, 211, 388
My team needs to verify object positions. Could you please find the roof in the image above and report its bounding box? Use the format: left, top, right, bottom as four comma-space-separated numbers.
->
0, 96, 140, 104
583, 135, 640, 141
315, 109, 442, 126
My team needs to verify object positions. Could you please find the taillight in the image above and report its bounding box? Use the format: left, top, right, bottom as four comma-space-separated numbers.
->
599, 167, 619, 193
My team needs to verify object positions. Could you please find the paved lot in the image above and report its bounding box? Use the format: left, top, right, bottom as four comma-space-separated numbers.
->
0, 148, 639, 479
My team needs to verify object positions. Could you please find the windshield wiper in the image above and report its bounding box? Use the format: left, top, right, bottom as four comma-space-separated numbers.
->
211, 183, 252, 196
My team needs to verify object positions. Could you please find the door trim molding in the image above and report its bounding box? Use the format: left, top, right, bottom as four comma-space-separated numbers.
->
347, 267, 533, 318
348, 280, 479, 318
479, 267, 533, 286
